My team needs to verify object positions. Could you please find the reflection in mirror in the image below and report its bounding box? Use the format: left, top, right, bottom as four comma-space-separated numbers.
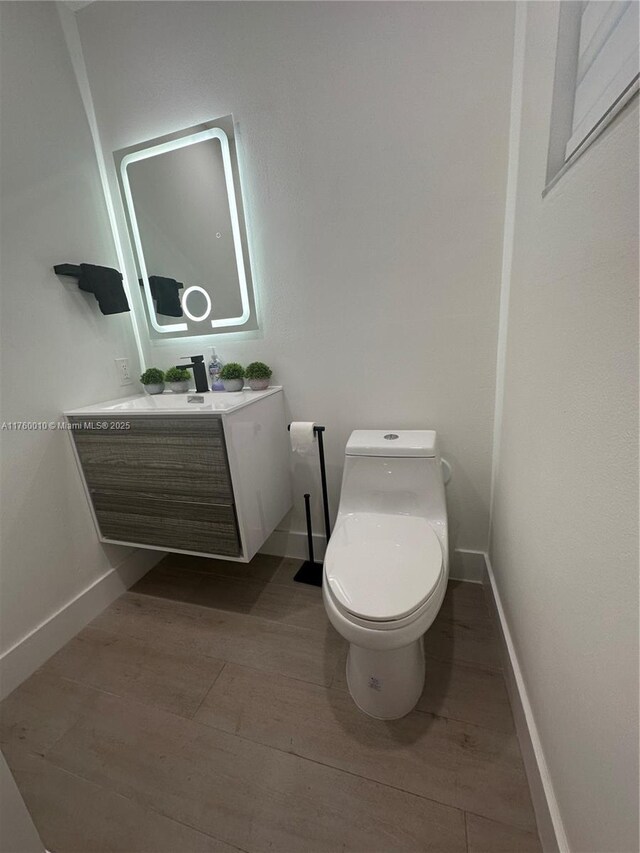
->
115, 117, 256, 339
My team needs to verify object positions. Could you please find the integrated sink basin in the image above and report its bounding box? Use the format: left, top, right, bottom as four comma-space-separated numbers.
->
65, 386, 282, 416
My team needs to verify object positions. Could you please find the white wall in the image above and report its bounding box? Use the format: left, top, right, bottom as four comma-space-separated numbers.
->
0, 2, 157, 687
75, 1, 515, 556
0, 753, 45, 853
490, 5, 639, 852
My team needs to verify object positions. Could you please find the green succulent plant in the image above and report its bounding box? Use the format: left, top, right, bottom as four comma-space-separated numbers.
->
245, 361, 272, 380
164, 367, 190, 383
219, 362, 245, 381
140, 367, 165, 385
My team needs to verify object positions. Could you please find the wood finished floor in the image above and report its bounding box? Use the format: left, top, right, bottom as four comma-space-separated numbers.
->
1, 554, 542, 853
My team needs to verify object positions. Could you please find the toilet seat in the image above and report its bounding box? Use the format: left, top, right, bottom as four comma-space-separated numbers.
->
324, 512, 443, 622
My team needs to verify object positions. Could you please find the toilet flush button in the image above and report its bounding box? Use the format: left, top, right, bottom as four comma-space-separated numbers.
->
384, 433, 399, 440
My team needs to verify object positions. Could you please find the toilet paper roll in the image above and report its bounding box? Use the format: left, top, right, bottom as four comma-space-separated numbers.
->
289, 421, 316, 455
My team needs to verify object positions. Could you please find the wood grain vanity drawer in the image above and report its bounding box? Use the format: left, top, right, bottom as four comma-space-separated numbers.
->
91, 490, 241, 556
69, 416, 232, 502
68, 416, 226, 439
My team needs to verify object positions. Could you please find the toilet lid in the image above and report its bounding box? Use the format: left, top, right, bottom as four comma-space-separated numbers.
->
324, 512, 443, 621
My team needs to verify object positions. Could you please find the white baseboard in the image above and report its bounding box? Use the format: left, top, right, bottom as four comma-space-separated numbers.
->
0, 548, 163, 700
449, 548, 486, 583
483, 553, 569, 853
261, 529, 485, 583
261, 528, 328, 562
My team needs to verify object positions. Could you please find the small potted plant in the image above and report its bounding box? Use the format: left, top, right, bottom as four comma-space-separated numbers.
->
245, 361, 272, 391
164, 366, 191, 393
219, 362, 245, 392
140, 367, 165, 395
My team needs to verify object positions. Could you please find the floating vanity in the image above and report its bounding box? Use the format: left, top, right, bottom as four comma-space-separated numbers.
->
65, 387, 291, 562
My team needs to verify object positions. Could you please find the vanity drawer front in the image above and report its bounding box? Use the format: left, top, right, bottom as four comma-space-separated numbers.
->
68, 416, 225, 439
70, 417, 232, 502
91, 490, 241, 556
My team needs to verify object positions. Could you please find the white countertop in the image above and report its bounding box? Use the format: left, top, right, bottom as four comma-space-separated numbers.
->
65, 386, 283, 416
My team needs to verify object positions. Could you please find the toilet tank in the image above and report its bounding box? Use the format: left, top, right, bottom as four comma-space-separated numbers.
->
338, 430, 449, 566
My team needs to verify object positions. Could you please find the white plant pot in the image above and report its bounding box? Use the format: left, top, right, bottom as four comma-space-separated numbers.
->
247, 378, 270, 391
143, 383, 165, 395
222, 378, 244, 392
167, 380, 190, 393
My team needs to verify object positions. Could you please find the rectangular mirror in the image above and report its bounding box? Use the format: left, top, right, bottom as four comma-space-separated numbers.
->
115, 116, 256, 338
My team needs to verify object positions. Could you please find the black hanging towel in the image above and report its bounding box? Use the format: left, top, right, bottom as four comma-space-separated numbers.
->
77, 263, 130, 315
148, 275, 183, 317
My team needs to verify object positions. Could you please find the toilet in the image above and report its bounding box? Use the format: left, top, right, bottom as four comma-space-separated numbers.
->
323, 429, 449, 719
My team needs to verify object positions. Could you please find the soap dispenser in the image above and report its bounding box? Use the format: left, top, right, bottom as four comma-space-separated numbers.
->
208, 347, 225, 391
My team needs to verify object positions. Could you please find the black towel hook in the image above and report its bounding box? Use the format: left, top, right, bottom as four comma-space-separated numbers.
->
53, 264, 82, 278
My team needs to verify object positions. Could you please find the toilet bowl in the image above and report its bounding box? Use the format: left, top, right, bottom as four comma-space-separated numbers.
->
323, 429, 449, 719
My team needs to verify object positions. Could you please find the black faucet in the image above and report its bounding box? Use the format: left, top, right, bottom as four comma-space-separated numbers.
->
178, 355, 209, 393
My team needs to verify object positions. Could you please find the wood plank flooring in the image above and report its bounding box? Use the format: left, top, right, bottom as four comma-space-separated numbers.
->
0, 553, 541, 852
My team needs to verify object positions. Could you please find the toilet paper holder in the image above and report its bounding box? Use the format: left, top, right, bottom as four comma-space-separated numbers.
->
287, 423, 330, 587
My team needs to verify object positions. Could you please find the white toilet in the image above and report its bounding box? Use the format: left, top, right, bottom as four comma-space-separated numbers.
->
323, 429, 449, 719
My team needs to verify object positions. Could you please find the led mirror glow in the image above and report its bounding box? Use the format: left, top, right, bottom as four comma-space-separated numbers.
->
116, 120, 255, 339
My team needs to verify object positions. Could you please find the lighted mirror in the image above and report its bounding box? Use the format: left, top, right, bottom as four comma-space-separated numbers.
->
115, 116, 256, 338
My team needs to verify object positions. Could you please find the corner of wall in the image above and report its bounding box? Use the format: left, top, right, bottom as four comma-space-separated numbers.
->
485, 7, 569, 850
489, 1, 527, 543
482, 552, 570, 853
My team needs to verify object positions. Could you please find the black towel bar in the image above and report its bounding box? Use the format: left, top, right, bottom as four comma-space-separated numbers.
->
138, 278, 184, 289
53, 264, 82, 278
54, 263, 130, 315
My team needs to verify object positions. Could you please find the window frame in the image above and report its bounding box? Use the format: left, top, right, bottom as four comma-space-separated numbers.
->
544, 1, 639, 196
